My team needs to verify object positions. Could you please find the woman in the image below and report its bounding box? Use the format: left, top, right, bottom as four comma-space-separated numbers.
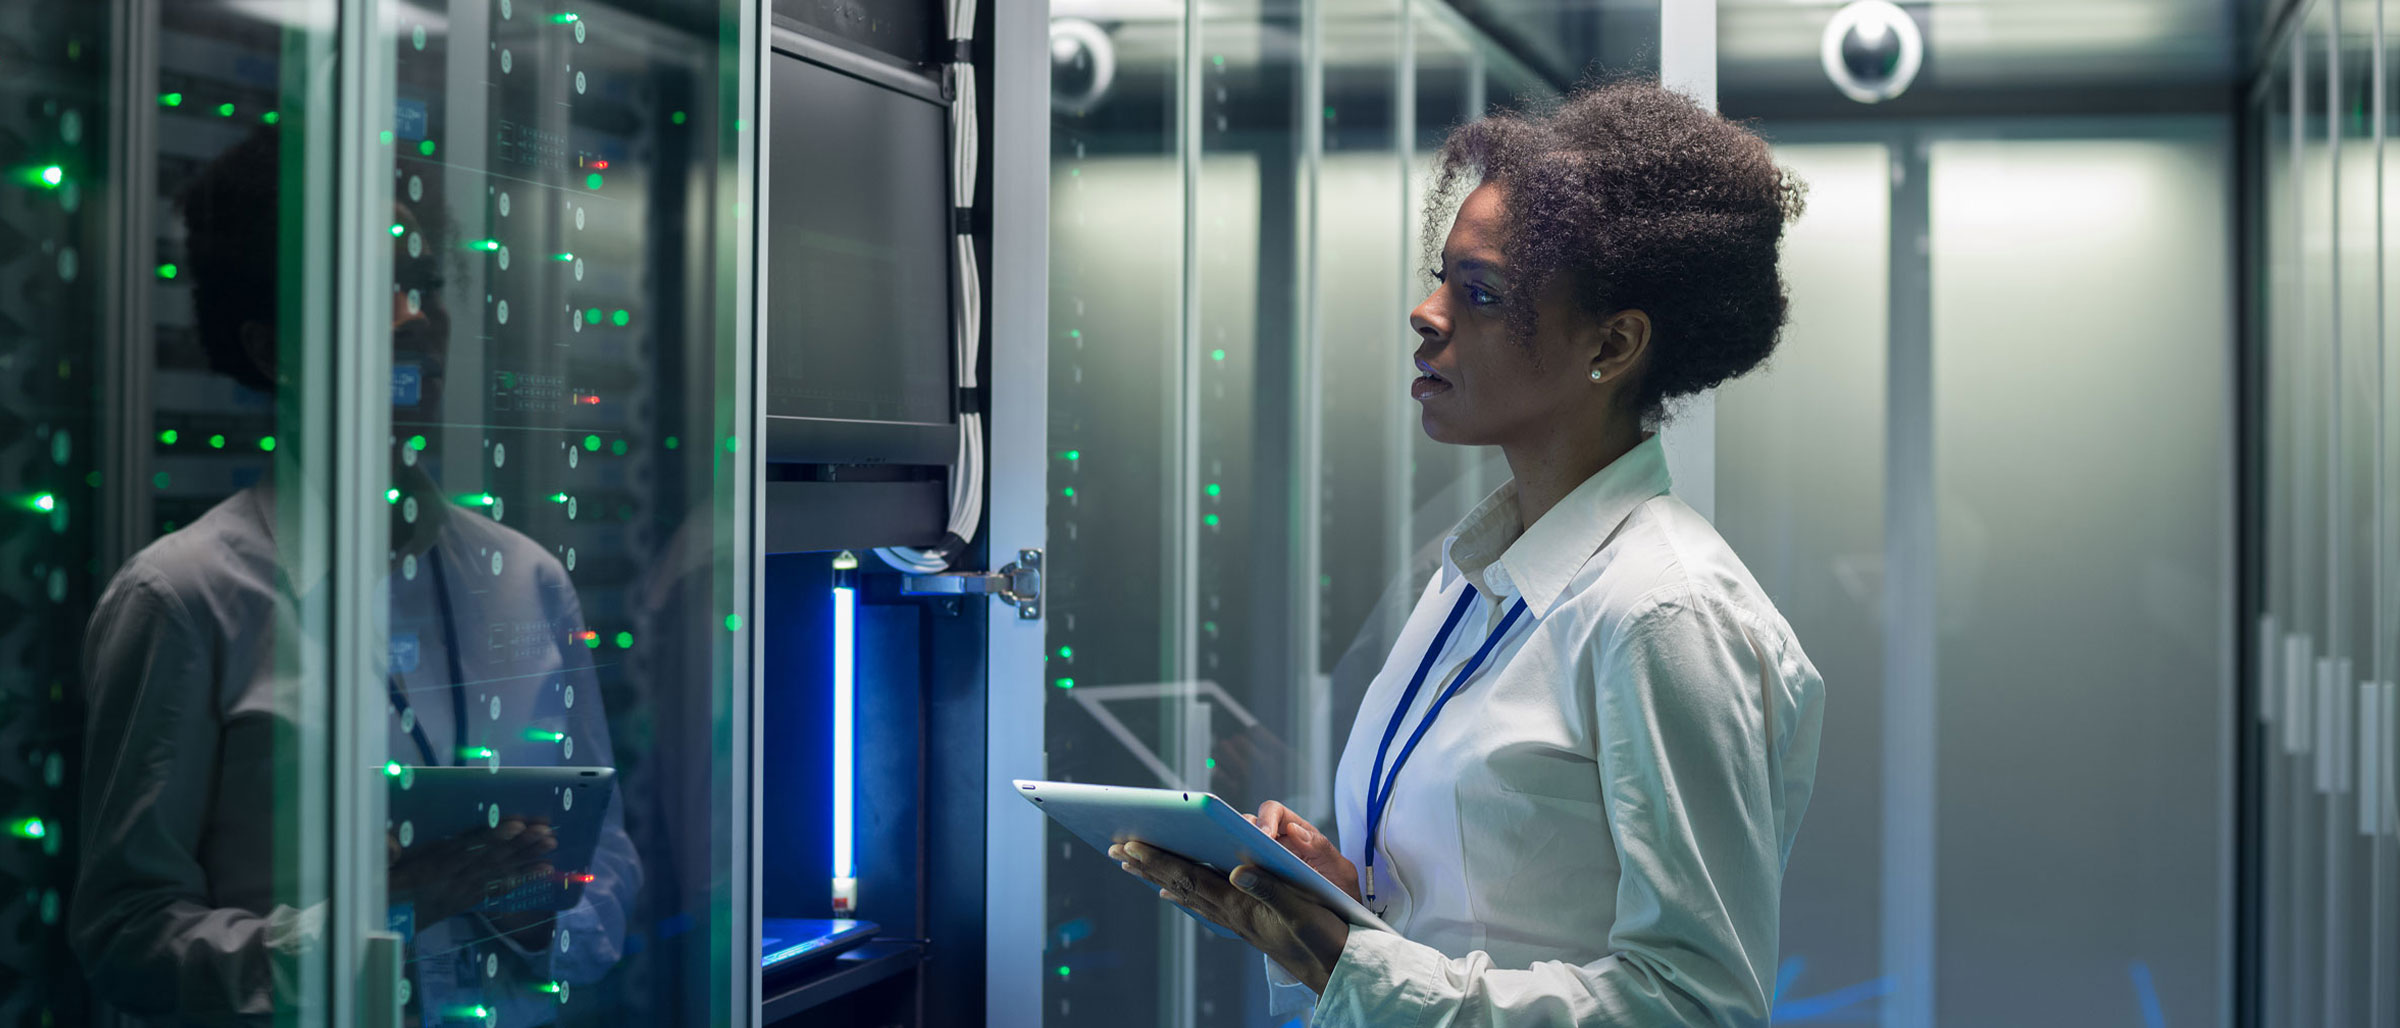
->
1109, 80, 1821, 1026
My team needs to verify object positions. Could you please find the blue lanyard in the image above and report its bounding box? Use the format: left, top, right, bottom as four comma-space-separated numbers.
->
1362, 584, 1528, 906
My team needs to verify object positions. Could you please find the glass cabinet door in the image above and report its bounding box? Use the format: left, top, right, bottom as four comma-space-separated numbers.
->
2, 0, 756, 1025
369, 0, 754, 1024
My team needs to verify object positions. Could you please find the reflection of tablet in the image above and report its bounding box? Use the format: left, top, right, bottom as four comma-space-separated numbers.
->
388, 766, 615, 914
1014, 779, 1394, 939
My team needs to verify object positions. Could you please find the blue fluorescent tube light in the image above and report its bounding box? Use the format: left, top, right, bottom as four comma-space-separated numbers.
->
832, 552, 858, 914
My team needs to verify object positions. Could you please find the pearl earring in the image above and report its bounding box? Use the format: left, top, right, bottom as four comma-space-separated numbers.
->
1590, 368, 1605, 382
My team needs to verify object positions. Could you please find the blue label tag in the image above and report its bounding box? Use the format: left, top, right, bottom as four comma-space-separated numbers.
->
386, 902, 415, 947
392, 364, 422, 407
390, 632, 420, 675
394, 99, 428, 140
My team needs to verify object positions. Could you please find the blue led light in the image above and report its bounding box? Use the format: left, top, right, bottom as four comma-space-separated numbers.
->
832, 552, 858, 911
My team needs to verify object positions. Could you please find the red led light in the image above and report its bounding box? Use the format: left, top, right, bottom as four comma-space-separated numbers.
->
581, 630, 598, 641
582, 395, 601, 405
592, 159, 609, 170
576, 873, 596, 883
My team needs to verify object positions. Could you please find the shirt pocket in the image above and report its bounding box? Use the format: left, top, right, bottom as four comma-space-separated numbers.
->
1455, 782, 1618, 956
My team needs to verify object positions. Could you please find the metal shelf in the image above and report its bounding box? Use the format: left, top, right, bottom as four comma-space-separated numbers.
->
761, 939, 926, 1024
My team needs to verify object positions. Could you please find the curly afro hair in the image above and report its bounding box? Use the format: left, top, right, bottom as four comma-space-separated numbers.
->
1422, 78, 1806, 422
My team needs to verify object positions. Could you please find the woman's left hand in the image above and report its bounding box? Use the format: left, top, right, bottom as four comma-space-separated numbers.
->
1110, 840, 1353, 993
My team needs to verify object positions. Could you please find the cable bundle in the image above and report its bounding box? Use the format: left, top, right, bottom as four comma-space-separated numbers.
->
876, 0, 983, 574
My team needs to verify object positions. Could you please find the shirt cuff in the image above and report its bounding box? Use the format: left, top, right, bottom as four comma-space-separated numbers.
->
1263, 952, 1317, 1017
1312, 928, 1447, 1028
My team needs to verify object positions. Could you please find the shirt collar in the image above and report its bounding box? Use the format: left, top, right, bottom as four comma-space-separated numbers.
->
1438, 433, 1673, 617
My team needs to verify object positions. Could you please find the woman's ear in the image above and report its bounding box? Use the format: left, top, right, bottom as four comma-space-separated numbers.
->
1590, 308, 1651, 386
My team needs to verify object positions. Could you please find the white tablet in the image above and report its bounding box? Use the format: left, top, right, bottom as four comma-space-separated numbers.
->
1014, 779, 1394, 938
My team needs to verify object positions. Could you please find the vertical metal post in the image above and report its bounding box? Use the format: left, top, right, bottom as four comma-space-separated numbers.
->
100, 0, 158, 572
1164, 0, 1203, 1020
1292, 0, 1330, 821
1881, 133, 1938, 1028
1658, 0, 1716, 521
985, 0, 1050, 1024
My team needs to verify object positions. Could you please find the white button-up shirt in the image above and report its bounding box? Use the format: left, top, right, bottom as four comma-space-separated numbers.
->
1272, 433, 1824, 1026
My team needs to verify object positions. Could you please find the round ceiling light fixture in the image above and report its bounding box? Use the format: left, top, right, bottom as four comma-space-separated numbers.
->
1050, 18, 1116, 116
1820, 0, 1923, 104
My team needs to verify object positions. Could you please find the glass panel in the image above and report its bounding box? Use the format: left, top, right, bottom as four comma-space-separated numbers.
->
59, 2, 347, 1022
0, 5, 110, 1026
2331, 2, 2378, 1017
1928, 134, 2233, 1025
370, 0, 749, 1024
1042, 0, 1190, 1020
2258, 32, 2298, 1028
1716, 140, 1889, 1012
1038, 0, 1634, 1023
2292, 8, 2336, 1025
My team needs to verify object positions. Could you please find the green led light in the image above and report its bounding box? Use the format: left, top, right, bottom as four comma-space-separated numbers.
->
1204, 482, 1220, 497
383, 761, 405, 777
610, 309, 629, 326
1062, 450, 1080, 461
608, 439, 625, 456
157, 262, 178, 279
725, 614, 743, 631
152, 471, 171, 489
1203, 514, 1220, 527
586, 308, 602, 324
1067, 329, 1080, 338
1055, 678, 1075, 690
1058, 646, 1074, 659
671, 111, 687, 124
419, 139, 437, 156
724, 437, 740, 452
407, 435, 426, 451
8, 818, 46, 840
471, 238, 500, 251
460, 492, 494, 506
31, 494, 56, 513
208, 434, 225, 449
159, 429, 178, 444
585, 172, 603, 190
536, 981, 564, 993
389, 223, 406, 237
1210, 349, 1227, 362
614, 631, 633, 649
552, 11, 580, 21
525, 729, 565, 742
258, 436, 277, 452
38, 165, 64, 188
583, 435, 601, 451
1213, 54, 1225, 66
387, 488, 401, 503
1057, 965, 1071, 978
1205, 757, 1217, 769
552, 252, 575, 261
260, 111, 279, 125
1060, 487, 1075, 498
380, 130, 394, 144
583, 633, 601, 649
550, 492, 568, 503
457, 747, 494, 760
160, 91, 183, 107
663, 436, 680, 450
216, 102, 235, 117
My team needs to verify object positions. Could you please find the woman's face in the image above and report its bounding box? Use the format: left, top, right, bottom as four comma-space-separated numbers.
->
1407, 182, 1604, 449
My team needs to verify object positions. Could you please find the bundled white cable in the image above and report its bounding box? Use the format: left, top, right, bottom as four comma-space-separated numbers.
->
876, 0, 983, 574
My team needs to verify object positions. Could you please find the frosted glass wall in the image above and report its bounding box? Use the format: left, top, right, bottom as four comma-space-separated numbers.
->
2249, 1, 2400, 1024
1929, 133, 2232, 1026
1719, 128, 2235, 1025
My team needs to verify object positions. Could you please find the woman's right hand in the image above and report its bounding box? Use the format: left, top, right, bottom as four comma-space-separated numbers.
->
1246, 801, 1360, 903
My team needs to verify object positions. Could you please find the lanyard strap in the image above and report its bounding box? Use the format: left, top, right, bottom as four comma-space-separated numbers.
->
387, 549, 469, 767
1362, 585, 1529, 904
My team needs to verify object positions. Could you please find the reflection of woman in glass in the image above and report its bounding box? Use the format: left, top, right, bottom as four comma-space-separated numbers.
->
1111, 81, 1823, 1026
71, 128, 636, 1027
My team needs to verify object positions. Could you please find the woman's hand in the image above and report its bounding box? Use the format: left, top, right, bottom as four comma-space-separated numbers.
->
1110, 840, 1352, 993
1245, 801, 1360, 903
